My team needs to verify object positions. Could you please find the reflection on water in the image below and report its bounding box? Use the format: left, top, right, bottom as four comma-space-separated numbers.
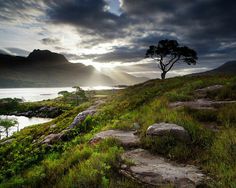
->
0, 86, 120, 102
0, 115, 52, 138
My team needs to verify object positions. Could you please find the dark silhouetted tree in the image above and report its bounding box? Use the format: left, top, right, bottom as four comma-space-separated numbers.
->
146, 39, 197, 79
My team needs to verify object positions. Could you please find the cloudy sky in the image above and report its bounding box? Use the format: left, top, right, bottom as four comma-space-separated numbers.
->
0, 0, 235, 78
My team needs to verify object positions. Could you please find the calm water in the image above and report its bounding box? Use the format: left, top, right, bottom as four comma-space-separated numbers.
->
0, 86, 117, 102
0, 115, 52, 138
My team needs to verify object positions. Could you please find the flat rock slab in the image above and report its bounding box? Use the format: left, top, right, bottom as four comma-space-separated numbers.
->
121, 149, 206, 187
147, 123, 190, 142
169, 99, 236, 110
90, 130, 140, 147
196, 84, 223, 96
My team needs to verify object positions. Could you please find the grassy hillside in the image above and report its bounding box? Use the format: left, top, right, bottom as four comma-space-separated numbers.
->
0, 74, 236, 187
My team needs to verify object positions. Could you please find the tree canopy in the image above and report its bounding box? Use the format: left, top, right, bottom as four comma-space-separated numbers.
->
146, 39, 197, 79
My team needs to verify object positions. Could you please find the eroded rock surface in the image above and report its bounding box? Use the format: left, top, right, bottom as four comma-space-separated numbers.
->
41, 131, 68, 145
69, 109, 96, 129
121, 149, 206, 187
0, 138, 15, 145
169, 99, 236, 110
195, 85, 223, 97
147, 122, 190, 142
68, 100, 105, 129
89, 130, 140, 147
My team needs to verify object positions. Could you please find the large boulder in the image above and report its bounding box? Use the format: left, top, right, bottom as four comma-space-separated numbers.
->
41, 130, 68, 145
68, 109, 96, 129
68, 100, 105, 129
146, 122, 191, 142
121, 149, 206, 187
89, 130, 140, 147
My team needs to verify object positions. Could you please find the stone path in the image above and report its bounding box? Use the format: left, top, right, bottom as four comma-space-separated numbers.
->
89, 130, 140, 147
195, 85, 223, 98
169, 84, 236, 110
169, 98, 236, 110
89, 122, 208, 187
121, 149, 206, 187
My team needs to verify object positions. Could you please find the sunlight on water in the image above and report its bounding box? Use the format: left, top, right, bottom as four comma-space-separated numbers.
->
0, 86, 120, 102
0, 115, 52, 138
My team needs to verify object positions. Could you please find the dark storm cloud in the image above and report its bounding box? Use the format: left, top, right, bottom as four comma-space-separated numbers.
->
94, 46, 146, 63
0, 0, 45, 22
41, 38, 61, 45
47, 0, 131, 39
0, 48, 12, 55
0, 48, 29, 56
0, 0, 236, 68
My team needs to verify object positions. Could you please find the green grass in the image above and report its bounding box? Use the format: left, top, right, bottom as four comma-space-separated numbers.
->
0, 74, 236, 187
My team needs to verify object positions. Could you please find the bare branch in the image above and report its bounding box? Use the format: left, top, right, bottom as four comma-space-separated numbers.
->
165, 54, 177, 67
166, 55, 180, 72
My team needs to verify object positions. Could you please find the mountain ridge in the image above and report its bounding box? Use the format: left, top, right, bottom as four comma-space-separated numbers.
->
191, 60, 236, 76
0, 49, 148, 87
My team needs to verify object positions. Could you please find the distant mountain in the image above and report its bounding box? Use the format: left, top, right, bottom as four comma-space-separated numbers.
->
102, 69, 148, 85
0, 49, 148, 87
191, 60, 236, 76
207, 61, 236, 74
27, 49, 68, 64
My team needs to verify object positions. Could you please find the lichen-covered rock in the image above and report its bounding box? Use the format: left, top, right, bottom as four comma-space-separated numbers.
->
41, 132, 66, 145
89, 130, 140, 147
121, 149, 206, 187
146, 122, 191, 142
68, 109, 96, 129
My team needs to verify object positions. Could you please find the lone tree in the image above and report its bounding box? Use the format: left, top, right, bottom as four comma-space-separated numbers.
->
146, 39, 197, 79
0, 118, 18, 138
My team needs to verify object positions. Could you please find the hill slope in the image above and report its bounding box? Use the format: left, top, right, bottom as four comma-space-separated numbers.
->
208, 60, 236, 74
193, 60, 236, 76
0, 74, 236, 187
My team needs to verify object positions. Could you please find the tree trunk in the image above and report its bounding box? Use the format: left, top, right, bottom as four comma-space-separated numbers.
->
6, 128, 8, 138
161, 71, 166, 79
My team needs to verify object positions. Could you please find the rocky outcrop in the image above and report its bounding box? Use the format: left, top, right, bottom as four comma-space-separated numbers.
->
41, 100, 106, 145
195, 85, 223, 98
68, 100, 105, 129
146, 122, 191, 143
69, 109, 96, 129
41, 130, 68, 145
121, 149, 206, 187
89, 130, 140, 147
169, 99, 236, 110
10, 106, 62, 118
0, 138, 15, 145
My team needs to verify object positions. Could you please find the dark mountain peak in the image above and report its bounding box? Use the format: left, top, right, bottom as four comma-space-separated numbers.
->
27, 49, 68, 64
209, 60, 236, 74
